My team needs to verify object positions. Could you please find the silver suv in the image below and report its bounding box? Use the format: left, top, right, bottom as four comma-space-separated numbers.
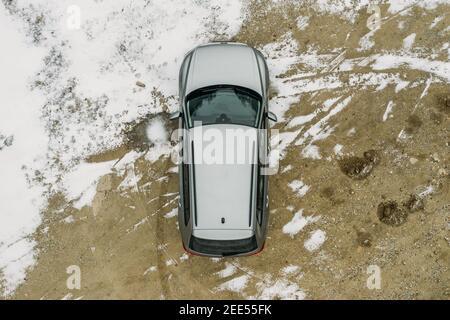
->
171, 42, 277, 257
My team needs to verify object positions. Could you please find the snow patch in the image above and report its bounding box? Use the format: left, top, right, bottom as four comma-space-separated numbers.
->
144, 266, 157, 275
347, 128, 356, 136
387, 0, 448, 15
146, 117, 168, 145
288, 180, 310, 197
62, 215, 75, 224
296, 16, 309, 30
358, 30, 376, 51
216, 275, 249, 293
372, 55, 450, 82
252, 278, 305, 300
403, 33, 416, 50
118, 168, 142, 191
304, 230, 327, 252
164, 208, 178, 219
302, 144, 322, 160
180, 253, 189, 261
430, 16, 444, 29
333, 144, 344, 156
282, 210, 319, 238
281, 265, 300, 276
395, 80, 409, 93
64, 161, 116, 209
260, 32, 300, 121
215, 263, 238, 278
0, 7, 47, 296
312, 0, 371, 22
281, 165, 292, 173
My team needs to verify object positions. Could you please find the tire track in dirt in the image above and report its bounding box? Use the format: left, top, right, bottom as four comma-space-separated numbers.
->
149, 158, 221, 299
123, 159, 173, 299
154, 157, 174, 299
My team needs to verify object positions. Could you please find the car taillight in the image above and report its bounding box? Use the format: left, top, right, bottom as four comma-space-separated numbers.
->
250, 242, 265, 256
182, 243, 201, 257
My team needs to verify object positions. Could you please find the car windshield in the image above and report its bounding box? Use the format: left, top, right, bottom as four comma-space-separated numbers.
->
186, 87, 261, 128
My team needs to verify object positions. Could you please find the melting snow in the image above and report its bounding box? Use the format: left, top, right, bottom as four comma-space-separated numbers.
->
395, 80, 410, 93
301, 144, 322, 160
215, 262, 238, 278
403, 33, 416, 50
217, 275, 249, 293
430, 16, 444, 28
143, 266, 157, 275
387, 0, 449, 14
418, 185, 434, 198
64, 161, 116, 209
146, 117, 168, 145
62, 215, 75, 224
179, 253, 189, 261
288, 180, 310, 197
372, 55, 450, 82
358, 30, 376, 51
252, 278, 305, 300
260, 32, 301, 121
333, 144, 344, 156
304, 230, 327, 252
164, 208, 178, 219
118, 168, 142, 191
296, 16, 309, 30
282, 209, 319, 238
281, 265, 300, 276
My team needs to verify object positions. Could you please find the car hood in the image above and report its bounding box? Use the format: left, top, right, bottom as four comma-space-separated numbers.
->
189, 124, 258, 238
185, 44, 262, 96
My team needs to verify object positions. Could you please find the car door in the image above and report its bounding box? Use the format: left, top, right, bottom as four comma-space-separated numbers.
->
254, 105, 270, 243
178, 115, 194, 245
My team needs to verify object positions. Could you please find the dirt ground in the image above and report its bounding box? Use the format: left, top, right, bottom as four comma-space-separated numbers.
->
9, 1, 450, 299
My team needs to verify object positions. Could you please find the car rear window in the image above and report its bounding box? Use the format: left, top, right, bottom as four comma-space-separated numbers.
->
189, 235, 258, 256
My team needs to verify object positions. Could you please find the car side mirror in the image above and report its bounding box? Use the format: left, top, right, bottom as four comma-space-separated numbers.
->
267, 111, 277, 122
169, 111, 182, 121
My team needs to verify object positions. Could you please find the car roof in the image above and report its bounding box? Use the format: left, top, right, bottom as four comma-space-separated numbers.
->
188, 124, 258, 239
185, 43, 262, 96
